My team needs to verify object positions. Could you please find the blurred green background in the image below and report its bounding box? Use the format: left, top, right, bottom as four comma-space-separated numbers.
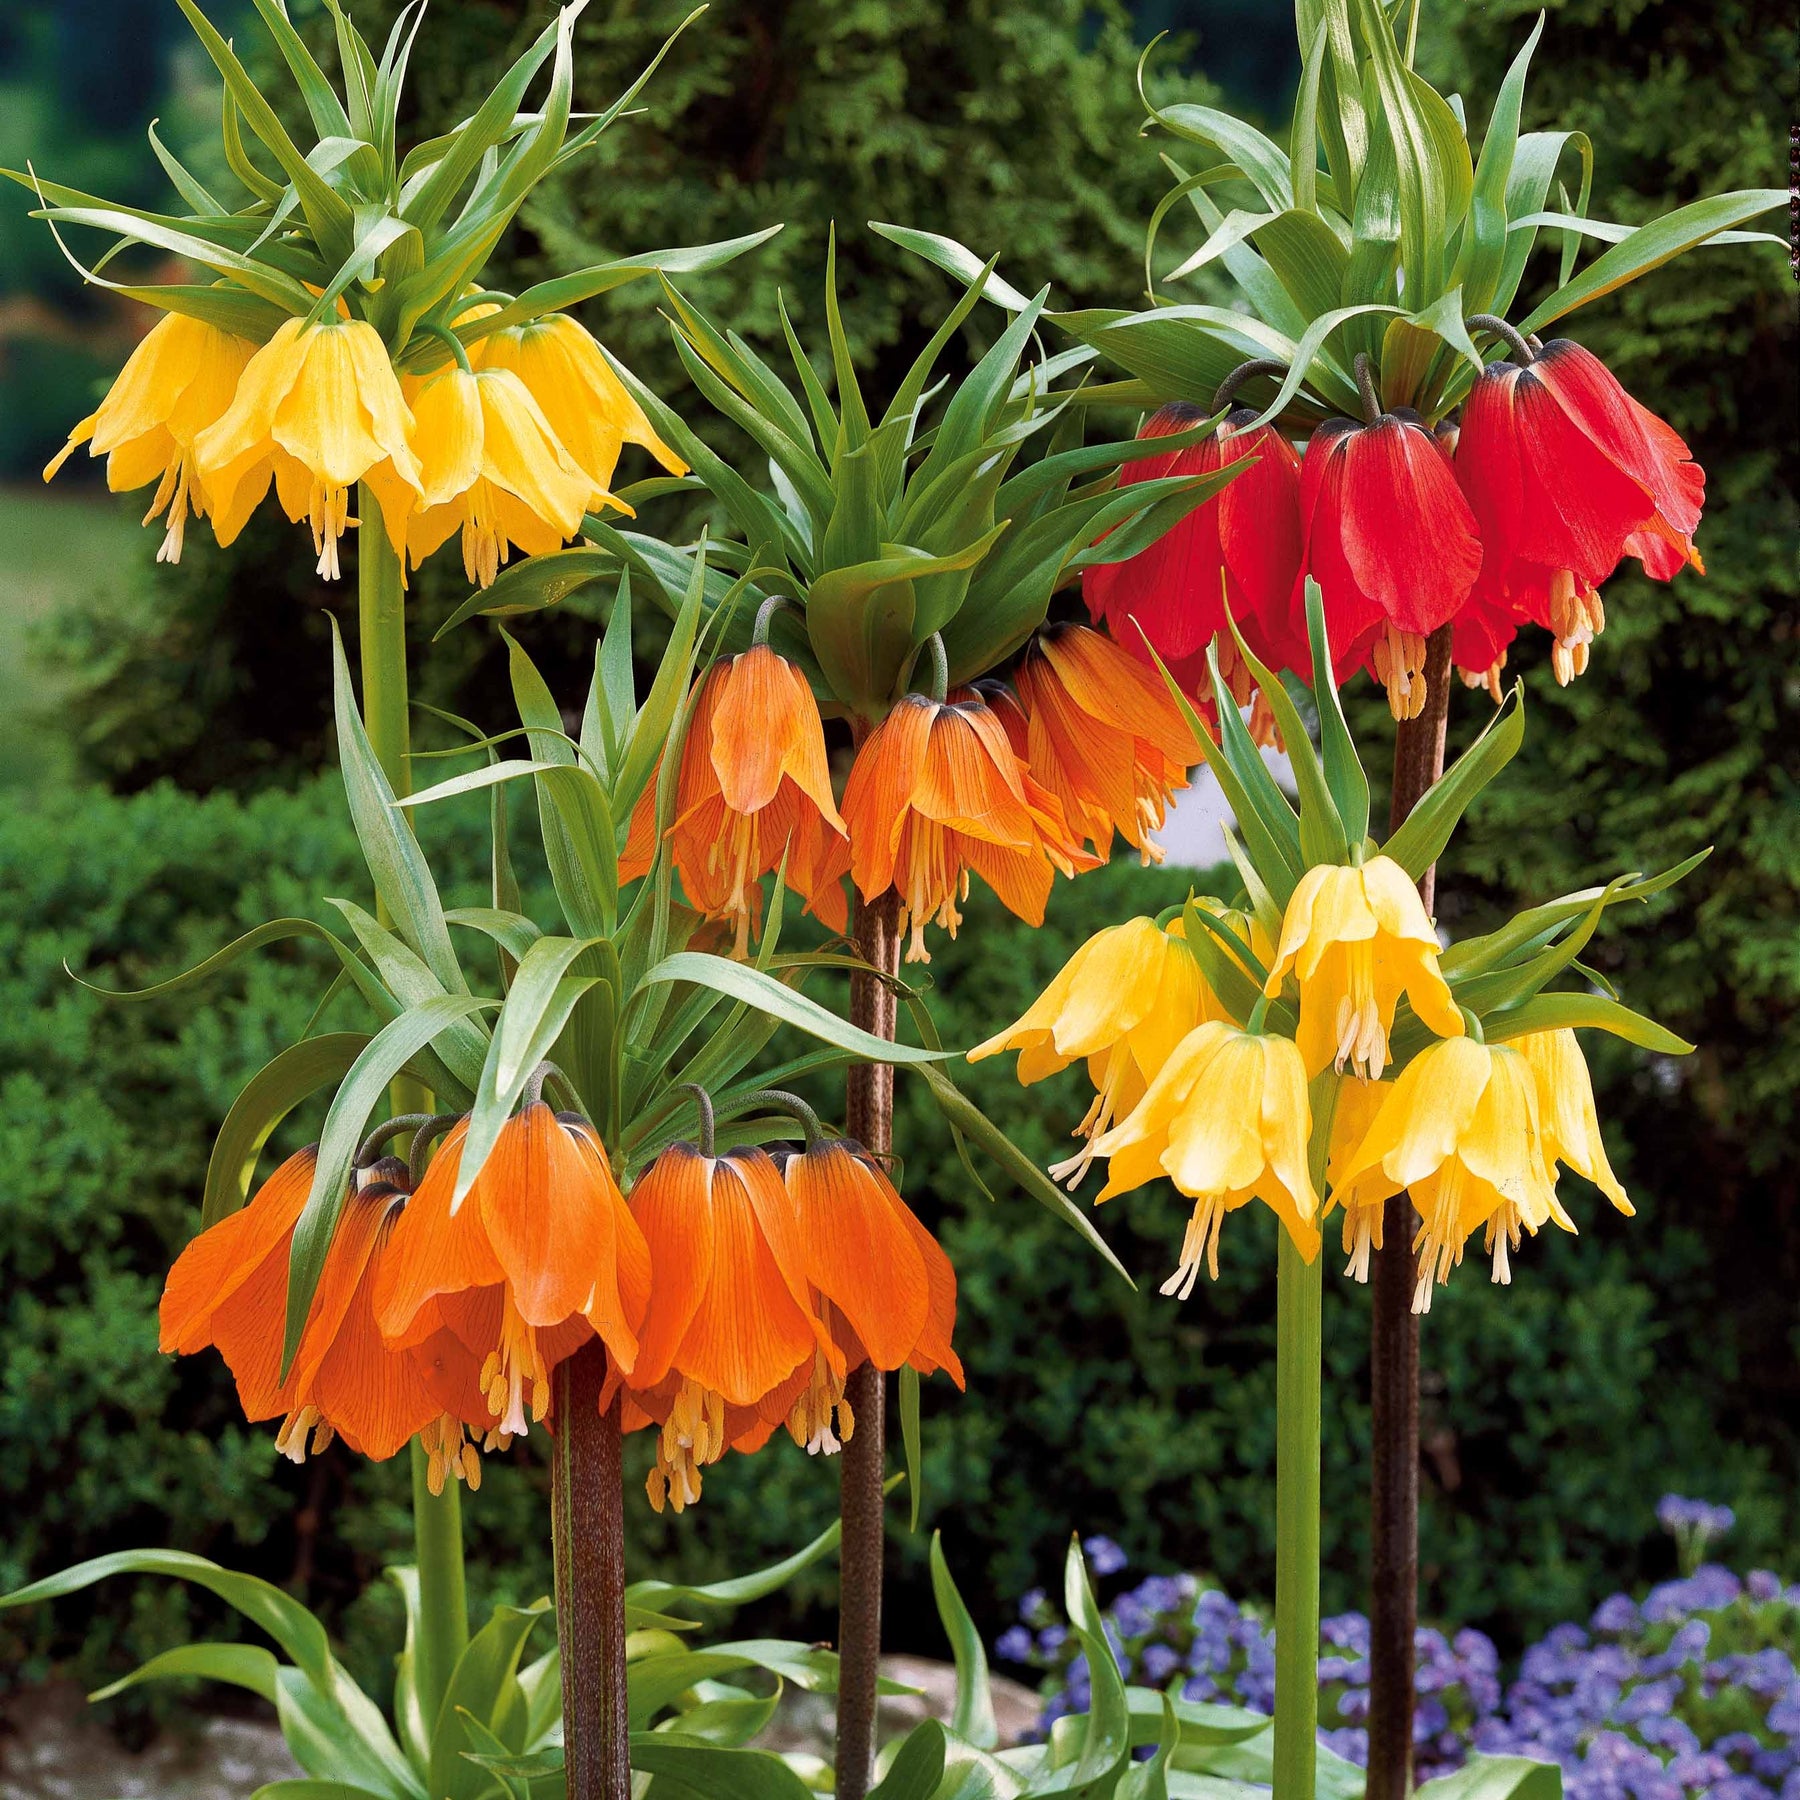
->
0, 0, 1794, 1733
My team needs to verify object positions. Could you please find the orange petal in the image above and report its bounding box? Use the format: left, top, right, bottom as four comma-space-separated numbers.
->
785, 1144, 929, 1370
627, 1143, 718, 1392
895, 1202, 964, 1388
372, 1121, 505, 1347
159, 1148, 315, 1354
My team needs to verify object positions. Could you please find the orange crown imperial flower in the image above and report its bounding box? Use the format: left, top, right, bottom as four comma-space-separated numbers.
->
1090, 1020, 1322, 1293
193, 317, 424, 580
622, 633, 850, 950
159, 1150, 489, 1488
775, 1132, 964, 1456
1332, 1036, 1565, 1311
403, 365, 606, 588
477, 314, 688, 501
969, 913, 1224, 1187
1013, 624, 1200, 865
843, 688, 1097, 963
619, 1127, 834, 1514
1265, 855, 1464, 1079
374, 1103, 650, 1443
45, 311, 257, 565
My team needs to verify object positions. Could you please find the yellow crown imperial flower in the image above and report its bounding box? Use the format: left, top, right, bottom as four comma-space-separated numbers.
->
1324, 1074, 1400, 1282
402, 366, 604, 588
478, 314, 687, 502
44, 311, 256, 565
1090, 1020, 1321, 1295
968, 914, 1223, 1188
193, 317, 424, 581
1514, 1030, 1634, 1215
1332, 1036, 1564, 1311
1264, 854, 1464, 1079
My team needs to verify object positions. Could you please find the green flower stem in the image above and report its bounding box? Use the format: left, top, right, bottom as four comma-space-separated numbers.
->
1273, 1233, 1324, 1800
1274, 1075, 1339, 1800
357, 488, 470, 1731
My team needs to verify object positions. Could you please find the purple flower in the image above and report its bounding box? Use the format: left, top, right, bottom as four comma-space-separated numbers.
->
1593, 1593, 1642, 1634
1083, 1535, 1128, 1577
996, 1626, 1034, 1664
1140, 1642, 1181, 1685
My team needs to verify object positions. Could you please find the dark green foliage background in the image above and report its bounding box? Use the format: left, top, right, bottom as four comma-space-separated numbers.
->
0, 0, 1794, 1719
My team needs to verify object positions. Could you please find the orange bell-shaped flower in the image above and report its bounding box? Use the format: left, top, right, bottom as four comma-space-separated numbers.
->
773, 1134, 964, 1456
374, 1103, 651, 1443
1013, 623, 1200, 865
621, 632, 849, 949
617, 1118, 833, 1513
159, 1150, 487, 1488
842, 688, 1096, 962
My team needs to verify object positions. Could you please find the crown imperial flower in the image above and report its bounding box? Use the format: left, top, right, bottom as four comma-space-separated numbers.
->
1265, 856, 1464, 1079
1091, 1020, 1321, 1293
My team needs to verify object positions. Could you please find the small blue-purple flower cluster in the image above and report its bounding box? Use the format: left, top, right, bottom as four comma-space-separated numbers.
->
996, 1507, 1800, 1797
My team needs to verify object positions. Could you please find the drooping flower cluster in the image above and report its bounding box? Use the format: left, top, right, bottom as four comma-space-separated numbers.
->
977, 848, 1636, 1310
48, 308, 681, 586
1087, 339, 1705, 717
626, 619, 1200, 963
997, 1515, 1800, 1799
159, 1091, 961, 1507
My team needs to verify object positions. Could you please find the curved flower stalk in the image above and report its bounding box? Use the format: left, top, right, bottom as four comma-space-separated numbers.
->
22, 0, 765, 583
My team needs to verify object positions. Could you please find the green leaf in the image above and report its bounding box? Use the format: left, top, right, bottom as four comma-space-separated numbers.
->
1253, 209, 1352, 322
655, 1686, 783, 1747
1044, 1538, 1133, 1793
639, 954, 946, 1064
171, 0, 353, 257
899, 1364, 924, 1532
1479, 993, 1693, 1056
1149, 101, 1293, 211
1289, 22, 1328, 218
386, 1565, 431, 1774
916, 1065, 1134, 1288
629, 1640, 847, 1729
1, 1551, 332, 1688
868, 222, 1037, 312
285, 995, 497, 1373
1415, 1754, 1563, 1800
1517, 187, 1786, 331
201, 1033, 370, 1228
1457, 14, 1545, 313
628, 1735, 815, 1799
88, 1640, 281, 1706
247, 0, 354, 140
616, 540, 708, 825
330, 621, 465, 994
1382, 685, 1523, 879
428, 1604, 551, 1800
930, 1536, 998, 1751
1303, 580, 1369, 846
273, 1661, 423, 1798
870, 1721, 947, 1800
248, 1785, 389, 1800
624, 1505, 853, 1619
455, 936, 605, 1206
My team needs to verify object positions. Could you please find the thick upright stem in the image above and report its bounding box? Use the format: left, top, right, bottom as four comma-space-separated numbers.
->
356, 491, 468, 1729
552, 1342, 630, 1800
835, 884, 901, 1800
1367, 623, 1455, 1800
1273, 1230, 1324, 1800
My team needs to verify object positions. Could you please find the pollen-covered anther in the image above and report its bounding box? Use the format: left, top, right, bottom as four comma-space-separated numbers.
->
1461, 649, 1508, 703
1371, 625, 1430, 721
1411, 1164, 1470, 1314
274, 1404, 333, 1464
646, 1379, 726, 1514
785, 1349, 855, 1457
306, 482, 355, 581
1162, 1195, 1228, 1300
1342, 1206, 1381, 1285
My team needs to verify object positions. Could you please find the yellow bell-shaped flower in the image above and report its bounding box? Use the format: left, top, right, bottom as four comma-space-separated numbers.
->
1514, 1030, 1633, 1215
1089, 1020, 1320, 1295
1264, 854, 1463, 1079
1332, 1036, 1562, 1311
193, 316, 424, 580
45, 311, 256, 565
478, 314, 686, 502
1324, 1074, 1400, 1282
968, 914, 1222, 1187
402, 366, 598, 588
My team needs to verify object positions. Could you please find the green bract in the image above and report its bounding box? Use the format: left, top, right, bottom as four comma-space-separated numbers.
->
6, 0, 774, 357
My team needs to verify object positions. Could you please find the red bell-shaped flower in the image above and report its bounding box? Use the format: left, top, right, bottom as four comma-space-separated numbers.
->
1083, 402, 1303, 672
1298, 413, 1482, 719
1456, 338, 1704, 686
